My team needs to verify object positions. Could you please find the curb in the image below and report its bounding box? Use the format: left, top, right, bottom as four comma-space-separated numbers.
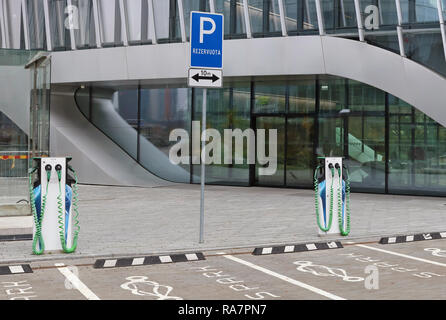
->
0, 264, 33, 276
252, 241, 343, 255
94, 252, 206, 269
380, 232, 446, 244
0, 234, 33, 242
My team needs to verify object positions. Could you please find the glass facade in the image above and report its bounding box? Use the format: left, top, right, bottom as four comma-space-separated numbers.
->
75, 75, 446, 196
1, 0, 445, 76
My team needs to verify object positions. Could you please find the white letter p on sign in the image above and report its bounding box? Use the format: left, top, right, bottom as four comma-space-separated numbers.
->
200, 17, 216, 43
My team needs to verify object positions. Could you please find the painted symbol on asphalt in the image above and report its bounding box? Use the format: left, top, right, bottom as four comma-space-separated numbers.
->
293, 261, 364, 282
120, 276, 183, 300
424, 248, 446, 257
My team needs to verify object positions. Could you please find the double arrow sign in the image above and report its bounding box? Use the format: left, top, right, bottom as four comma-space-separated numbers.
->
188, 68, 222, 88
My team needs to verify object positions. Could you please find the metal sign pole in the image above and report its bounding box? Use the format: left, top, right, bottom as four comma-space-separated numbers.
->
200, 88, 207, 244
189, 11, 223, 244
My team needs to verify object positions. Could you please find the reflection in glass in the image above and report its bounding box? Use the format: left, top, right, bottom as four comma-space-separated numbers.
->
153, 0, 181, 42
215, 0, 246, 38
27, 0, 46, 49
404, 31, 446, 77
256, 117, 284, 186
289, 79, 315, 113
286, 117, 314, 187
73, 0, 95, 49
73, 75, 446, 196
319, 78, 345, 113
283, 0, 319, 32
48, 0, 69, 50
248, 0, 282, 36
388, 96, 446, 195
183, 0, 210, 39
254, 81, 286, 113
193, 82, 251, 186
90, 87, 139, 158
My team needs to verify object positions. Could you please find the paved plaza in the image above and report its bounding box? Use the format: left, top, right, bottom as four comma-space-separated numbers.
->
1, 184, 445, 263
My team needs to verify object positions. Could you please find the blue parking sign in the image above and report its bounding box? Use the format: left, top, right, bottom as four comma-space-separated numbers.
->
190, 12, 223, 69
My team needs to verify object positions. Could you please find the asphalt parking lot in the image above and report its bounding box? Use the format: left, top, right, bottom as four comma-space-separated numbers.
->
1, 238, 445, 300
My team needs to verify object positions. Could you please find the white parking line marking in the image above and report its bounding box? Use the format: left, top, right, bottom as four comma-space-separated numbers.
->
9, 266, 24, 274
306, 244, 317, 251
356, 244, 446, 268
327, 242, 338, 248
55, 263, 100, 300
186, 254, 198, 261
103, 260, 117, 268
132, 258, 145, 266
222, 254, 345, 300
160, 256, 173, 263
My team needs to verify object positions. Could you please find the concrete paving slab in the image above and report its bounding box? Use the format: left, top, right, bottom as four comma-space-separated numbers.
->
0, 184, 445, 263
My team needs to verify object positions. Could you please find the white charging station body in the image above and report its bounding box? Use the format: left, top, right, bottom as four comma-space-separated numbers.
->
33, 157, 73, 252
318, 157, 346, 236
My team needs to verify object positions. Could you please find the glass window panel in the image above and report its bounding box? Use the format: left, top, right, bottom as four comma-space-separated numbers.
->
73, 0, 96, 49
339, 0, 357, 28
389, 95, 446, 195
48, 0, 69, 50
321, 0, 335, 30
253, 81, 286, 113
90, 87, 138, 158
255, 116, 285, 186
153, 0, 181, 42
360, 0, 398, 28
248, 0, 282, 37
289, 79, 316, 113
443, 0, 446, 20
319, 78, 345, 113
283, 0, 319, 32
193, 82, 251, 186
140, 87, 192, 183
0, 111, 28, 151
349, 80, 385, 113
126, 0, 143, 44
97, 0, 118, 45
286, 117, 314, 187
404, 31, 446, 77
27, 0, 46, 49
317, 117, 344, 158
303, 0, 319, 30
347, 116, 386, 193
183, 0, 210, 40
401, 0, 440, 23
323, 0, 358, 34
215, 0, 246, 38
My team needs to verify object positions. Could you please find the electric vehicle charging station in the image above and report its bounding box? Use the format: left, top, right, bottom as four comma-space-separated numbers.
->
29, 157, 80, 255
314, 157, 351, 236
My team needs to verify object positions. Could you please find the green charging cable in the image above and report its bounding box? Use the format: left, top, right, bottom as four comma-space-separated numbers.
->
29, 165, 51, 255
55, 165, 80, 253
314, 164, 335, 232
336, 165, 351, 236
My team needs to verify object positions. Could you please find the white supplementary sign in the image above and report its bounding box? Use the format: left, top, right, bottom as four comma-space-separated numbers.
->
188, 68, 222, 88
189, 11, 223, 89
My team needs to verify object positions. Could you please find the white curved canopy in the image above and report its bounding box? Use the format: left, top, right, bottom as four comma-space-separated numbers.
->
51, 35, 446, 127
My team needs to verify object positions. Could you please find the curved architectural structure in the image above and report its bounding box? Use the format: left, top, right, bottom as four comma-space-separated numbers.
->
1, 1, 446, 196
